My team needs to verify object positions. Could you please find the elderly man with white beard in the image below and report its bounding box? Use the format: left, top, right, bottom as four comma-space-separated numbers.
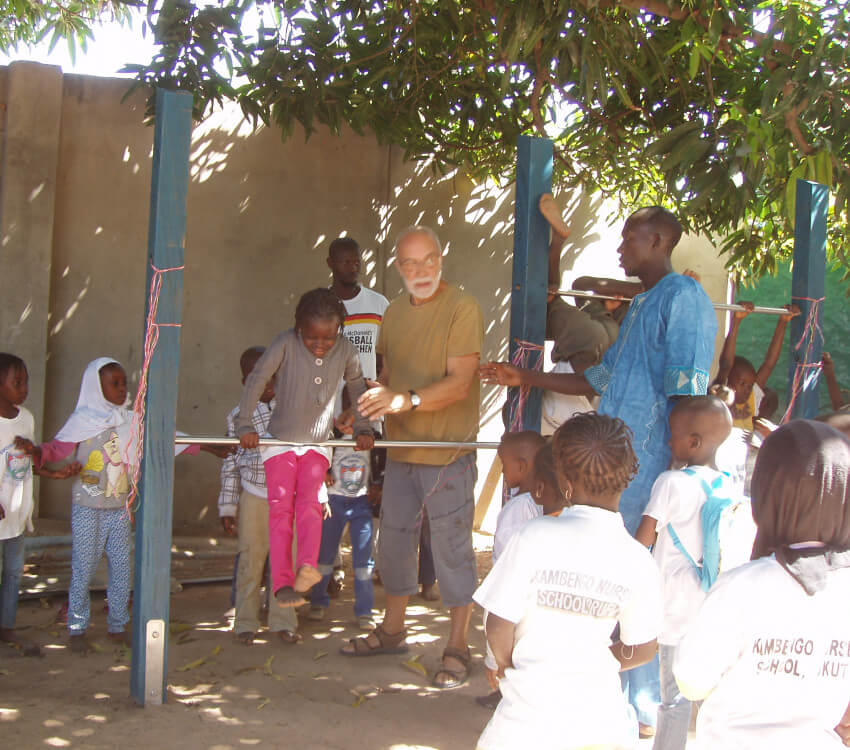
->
341, 225, 484, 690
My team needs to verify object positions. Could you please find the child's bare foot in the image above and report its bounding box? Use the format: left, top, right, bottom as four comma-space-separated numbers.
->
538, 193, 571, 238
0, 628, 43, 657
274, 586, 306, 608
68, 633, 92, 654
107, 630, 132, 647
293, 564, 322, 593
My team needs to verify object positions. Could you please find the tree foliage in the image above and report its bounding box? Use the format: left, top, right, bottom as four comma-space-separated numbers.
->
7, 1, 849, 280
0, 0, 141, 63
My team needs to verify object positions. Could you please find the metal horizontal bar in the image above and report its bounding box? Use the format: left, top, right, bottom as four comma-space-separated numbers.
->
174, 436, 500, 450
557, 289, 790, 316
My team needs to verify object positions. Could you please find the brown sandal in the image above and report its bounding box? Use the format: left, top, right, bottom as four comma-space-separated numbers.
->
340, 624, 408, 656
273, 629, 303, 645
433, 646, 471, 689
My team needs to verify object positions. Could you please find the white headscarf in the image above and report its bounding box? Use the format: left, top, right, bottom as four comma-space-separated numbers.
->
55, 357, 131, 443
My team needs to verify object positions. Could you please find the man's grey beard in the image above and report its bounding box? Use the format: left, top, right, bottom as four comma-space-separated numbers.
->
403, 269, 442, 301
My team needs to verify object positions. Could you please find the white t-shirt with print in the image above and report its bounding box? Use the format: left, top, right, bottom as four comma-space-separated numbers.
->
334, 286, 390, 420
474, 505, 662, 750
0, 407, 35, 540
675, 557, 850, 750
341, 286, 389, 381
644, 466, 724, 645
328, 443, 370, 498
493, 491, 541, 563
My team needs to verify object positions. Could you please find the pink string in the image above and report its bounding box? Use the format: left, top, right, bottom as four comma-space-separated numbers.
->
506, 339, 544, 433
781, 297, 824, 424
124, 261, 184, 511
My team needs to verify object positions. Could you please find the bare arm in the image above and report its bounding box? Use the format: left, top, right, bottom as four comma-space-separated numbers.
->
479, 361, 597, 398
485, 612, 516, 674
548, 237, 562, 292
635, 515, 658, 549
755, 304, 799, 388
358, 353, 479, 420
822, 352, 846, 411
610, 639, 658, 671
835, 698, 850, 744
573, 275, 643, 298
716, 302, 752, 384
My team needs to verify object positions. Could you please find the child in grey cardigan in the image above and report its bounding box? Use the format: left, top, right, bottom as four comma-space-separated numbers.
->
237, 289, 374, 607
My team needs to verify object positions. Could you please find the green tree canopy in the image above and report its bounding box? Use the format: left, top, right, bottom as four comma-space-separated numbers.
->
8, 1, 849, 280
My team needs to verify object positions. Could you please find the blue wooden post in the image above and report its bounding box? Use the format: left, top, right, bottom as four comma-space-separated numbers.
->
787, 178, 828, 420
130, 88, 193, 706
508, 135, 553, 431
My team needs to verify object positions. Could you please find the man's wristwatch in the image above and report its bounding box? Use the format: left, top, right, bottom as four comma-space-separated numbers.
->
408, 390, 421, 410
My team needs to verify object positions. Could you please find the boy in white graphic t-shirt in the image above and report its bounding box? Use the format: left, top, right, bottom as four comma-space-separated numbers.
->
474, 413, 662, 750
635, 395, 733, 750
327, 237, 389, 592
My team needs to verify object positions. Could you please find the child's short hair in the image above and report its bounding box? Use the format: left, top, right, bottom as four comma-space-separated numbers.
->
552, 412, 638, 495
329, 237, 360, 257
500, 430, 546, 456
533, 441, 559, 493
239, 346, 265, 375
295, 288, 347, 330
0, 352, 26, 381
730, 355, 757, 378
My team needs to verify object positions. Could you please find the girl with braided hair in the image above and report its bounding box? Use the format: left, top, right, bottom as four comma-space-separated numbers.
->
473, 412, 662, 750
237, 288, 374, 607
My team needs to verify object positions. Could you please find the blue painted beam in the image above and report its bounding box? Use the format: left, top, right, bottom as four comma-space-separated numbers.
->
787, 179, 828, 420
508, 135, 553, 431
130, 88, 193, 706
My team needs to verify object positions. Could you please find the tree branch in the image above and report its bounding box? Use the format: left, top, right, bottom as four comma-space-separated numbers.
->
782, 81, 814, 155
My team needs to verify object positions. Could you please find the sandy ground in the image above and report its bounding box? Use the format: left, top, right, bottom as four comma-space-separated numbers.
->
1, 550, 499, 750
2, 542, 670, 750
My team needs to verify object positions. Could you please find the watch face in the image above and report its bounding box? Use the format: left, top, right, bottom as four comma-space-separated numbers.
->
410, 391, 421, 407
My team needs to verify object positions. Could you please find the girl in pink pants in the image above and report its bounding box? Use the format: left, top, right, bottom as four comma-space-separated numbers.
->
236, 289, 375, 607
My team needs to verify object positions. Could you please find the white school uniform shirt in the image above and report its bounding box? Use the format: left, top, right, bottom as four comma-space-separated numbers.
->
675, 557, 850, 750
541, 361, 595, 435
474, 505, 662, 750
715, 427, 751, 494
643, 466, 722, 645
492, 490, 541, 563
0, 406, 35, 540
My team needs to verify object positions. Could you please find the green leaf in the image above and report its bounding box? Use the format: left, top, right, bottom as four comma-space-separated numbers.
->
688, 46, 700, 80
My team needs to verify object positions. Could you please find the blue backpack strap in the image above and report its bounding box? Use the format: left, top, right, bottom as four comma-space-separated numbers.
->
682, 466, 713, 497
685, 467, 734, 591
666, 522, 700, 572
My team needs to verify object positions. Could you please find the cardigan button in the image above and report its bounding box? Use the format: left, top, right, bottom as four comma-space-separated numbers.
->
314, 376, 322, 385
315, 358, 323, 366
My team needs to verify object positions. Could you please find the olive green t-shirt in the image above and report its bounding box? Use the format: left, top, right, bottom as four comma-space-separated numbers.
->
377, 284, 484, 465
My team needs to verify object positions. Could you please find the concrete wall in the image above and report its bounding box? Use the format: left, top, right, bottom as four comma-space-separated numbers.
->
0, 62, 731, 531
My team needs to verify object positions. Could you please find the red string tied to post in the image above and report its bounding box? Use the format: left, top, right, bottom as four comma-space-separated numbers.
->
123, 261, 185, 512
781, 296, 824, 424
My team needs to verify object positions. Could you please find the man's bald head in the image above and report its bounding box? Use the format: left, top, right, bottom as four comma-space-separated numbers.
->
626, 206, 683, 255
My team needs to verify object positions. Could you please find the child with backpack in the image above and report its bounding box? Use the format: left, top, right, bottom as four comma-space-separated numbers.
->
674, 420, 850, 749
635, 395, 754, 750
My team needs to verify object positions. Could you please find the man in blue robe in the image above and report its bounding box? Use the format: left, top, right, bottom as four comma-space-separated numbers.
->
481, 205, 717, 737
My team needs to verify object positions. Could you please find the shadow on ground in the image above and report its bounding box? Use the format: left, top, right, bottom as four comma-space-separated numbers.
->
1, 545, 496, 750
